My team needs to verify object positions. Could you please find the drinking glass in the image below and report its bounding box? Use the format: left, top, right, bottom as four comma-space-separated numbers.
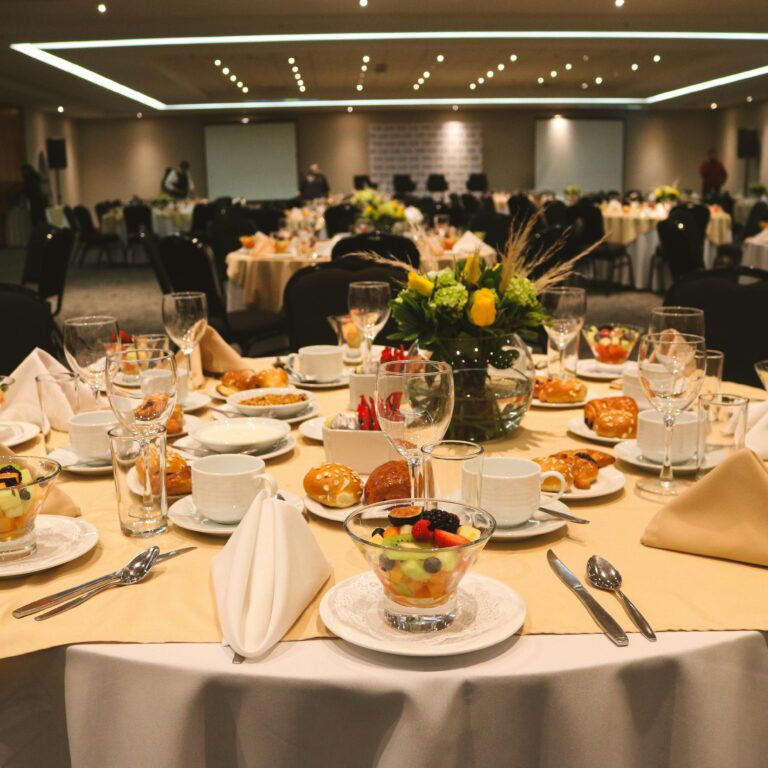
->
637, 332, 706, 495
162, 292, 208, 373
754, 360, 768, 391
696, 393, 748, 478
421, 440, 484, 507
0, 376, 14, 399
133, 333, 171, 353
649, 306, 705, 336
375, 360, 454, 497
540, 287, 587, 379
63, 315, 120, 398
348, 281, 391, 373
105, 349, 177, 511
701, 349, 724, 397
35, 372, 80, 454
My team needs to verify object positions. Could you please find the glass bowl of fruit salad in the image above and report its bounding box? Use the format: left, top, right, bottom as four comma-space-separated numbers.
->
582, 323, 641, 367
344, 498, 495, 633
0, 456, 61, 561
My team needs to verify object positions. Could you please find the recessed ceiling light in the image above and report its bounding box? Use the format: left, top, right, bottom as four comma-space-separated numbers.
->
583, 54, 590, 62
413, 84, 419, 90
565, 63, 572, 70
497, 63, 505, 71
478, 77, 484, 84
362, 55, 370, 63
424, 71, 430, 78
653, 54, 661, 62
595, 76, 603, 84
510, 54, 518, 62
710, 101, 718, 109
241, 117, 249, 124
222, 67, 230, 75
553, 114, 562, 119
347, 106, 354, 112
537, 76, 545, 84
631, 63, 639, 71
57, 105, 64, 112
298, 80, 304, 86
214, 59, 221, 66
237, 80, 243, 87
229, 74, 236, 82
359, 0, 368, 6
361, 64, 367, 71
418, 77, 424, 84
356, 84, 364, 91
137, 112, 142, 118
288, 57, 295, 64
436, 54, 445, 62
550, 70, 558, 78
294, 73, 301, 79
452, 104, 459, 111
299, 85, 306, 92
97, 3, 107, 12
615, 0, 624, 6
486, 70, 493, 78
747, 95, 753, 102
292, 66, 298, 72
469, 83, 476, 90
242, 86, 249, 93
581, 82, 589, 89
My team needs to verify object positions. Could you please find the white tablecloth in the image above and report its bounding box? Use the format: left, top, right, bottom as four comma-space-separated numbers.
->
742, 236, 768, 270
3, 631, 767, 767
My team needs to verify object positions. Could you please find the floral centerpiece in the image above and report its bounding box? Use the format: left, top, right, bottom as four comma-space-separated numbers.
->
153, 193, 173, 209
352, 188, 406, 232
652, 185, 680, 203
564, 185, 581, 202
749, 183, 767, 197
387, 218, 588, 441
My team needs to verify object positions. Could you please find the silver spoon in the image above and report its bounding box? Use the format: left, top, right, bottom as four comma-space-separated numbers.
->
35, 546, 160, 621
586, 555, 656, 641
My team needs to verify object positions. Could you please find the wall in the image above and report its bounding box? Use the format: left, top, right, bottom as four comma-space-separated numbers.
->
716, 101, 768, 195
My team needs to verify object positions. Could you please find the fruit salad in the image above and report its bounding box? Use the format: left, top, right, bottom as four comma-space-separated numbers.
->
0, 459, 58, 541
345, 500, 494, 611
582, 324, 641, 366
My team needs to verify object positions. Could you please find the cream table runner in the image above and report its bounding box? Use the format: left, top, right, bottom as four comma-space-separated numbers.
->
2, 370, 767, 659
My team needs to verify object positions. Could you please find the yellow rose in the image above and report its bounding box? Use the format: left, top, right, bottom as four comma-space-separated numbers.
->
408, 271, 435, 298
462, 254, 482, 285
469, 288, 497, 327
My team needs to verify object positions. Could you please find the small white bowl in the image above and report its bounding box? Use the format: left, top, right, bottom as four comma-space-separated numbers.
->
191, 418, 290, 453
227, 387, 314, 419
322, 426, 399, 474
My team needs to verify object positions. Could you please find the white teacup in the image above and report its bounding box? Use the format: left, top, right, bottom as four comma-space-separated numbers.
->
191, 454, 278, 523
479, 457, 567, 528
287, 345, 343, 383
139, 369, 176, 398
621, 362, 650, 409
637, 410, 699, 464
69, 411, 118, 460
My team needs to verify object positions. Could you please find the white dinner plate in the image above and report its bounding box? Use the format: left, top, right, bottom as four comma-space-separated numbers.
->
0, 421, 40, 449
576, 359, 628, 381
615, 440, 719, 473
0, 515, 99, 578
180, 391, 212, 413
491, 499, 572, 540
126, 465, 192, 501
207, 386, 228, 402
531, 390, 592, 409
168, 491, 304, 536
320, 572, 526, 657
299, 416, 325, 442
566, 415, 624, 445
561, 465, 626, 500
304, 494, 362, 523
289, 370, 351, 390
174, 434, 297, 462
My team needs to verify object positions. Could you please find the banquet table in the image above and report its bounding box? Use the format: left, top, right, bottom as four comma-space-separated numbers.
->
2, 365, 768, 768
100, 204, 195, 242
742, 234, 768, 270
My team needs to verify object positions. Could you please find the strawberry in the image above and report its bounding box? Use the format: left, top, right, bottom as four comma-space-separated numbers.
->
411, 519, 433, 542
433, 529, 470, 548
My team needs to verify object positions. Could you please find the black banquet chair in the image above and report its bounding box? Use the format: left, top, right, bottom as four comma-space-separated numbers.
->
157, 236, 285, 353
669, 203, 710, 263
324, 203, 358, 236
72, 204, 125, 267
426, 174, 449, 194
21, 225, 75, 315
331, 232, 420, 268
0, 284, 62, 372
123, 204, 153, 261
206, 207, 258, 285
283, 257, 405, 350
653, 218, 703, 289
393, 174, 417, 196
466, 173, 488, 193
353, 175, 377, 190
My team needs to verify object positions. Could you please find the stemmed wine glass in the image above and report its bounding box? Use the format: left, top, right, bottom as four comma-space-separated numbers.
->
649, 306, 705, 336
375, 360, 454, 497
63, 315, 121, 400
637, 332, 706, 496
105, 349, 177, 508
162, 292, 208, 373
540, 287, 587, 378
348, 281, 391, 373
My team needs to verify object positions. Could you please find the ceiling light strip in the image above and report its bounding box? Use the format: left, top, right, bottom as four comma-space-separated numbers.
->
11, 43, 165, 109
646, 63, 768, 102
27, 30, 768, 50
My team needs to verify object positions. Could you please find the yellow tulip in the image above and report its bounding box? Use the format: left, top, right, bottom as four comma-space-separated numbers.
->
408, 271, 435, 298
462, 254, 482, 285
469, 288, 497, 327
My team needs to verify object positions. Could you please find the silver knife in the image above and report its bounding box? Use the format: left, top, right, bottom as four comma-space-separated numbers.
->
539, 506, 589, 524
13, 547, 197, 618
546, 549, 628, 646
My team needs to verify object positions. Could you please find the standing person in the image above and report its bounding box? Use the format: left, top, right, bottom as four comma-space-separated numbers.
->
699, 149, 727, 197
20, 164, 48, 225
300, 162, 329, 200
162, 161, 195, 199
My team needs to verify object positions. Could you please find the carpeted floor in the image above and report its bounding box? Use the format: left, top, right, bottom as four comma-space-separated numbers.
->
1, 247, 663, 338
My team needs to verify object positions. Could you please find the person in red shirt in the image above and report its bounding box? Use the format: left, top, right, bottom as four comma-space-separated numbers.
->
699, 149, 728, 196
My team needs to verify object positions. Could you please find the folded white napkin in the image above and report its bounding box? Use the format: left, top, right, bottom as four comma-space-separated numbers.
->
745, 401, 768, 459
453, 231, 496, 258
404, 206, 424, 225
0, 348, 96, 432
212, 490, 331, 659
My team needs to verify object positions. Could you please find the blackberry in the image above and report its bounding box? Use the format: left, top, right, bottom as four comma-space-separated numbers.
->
422, 508, 460, 534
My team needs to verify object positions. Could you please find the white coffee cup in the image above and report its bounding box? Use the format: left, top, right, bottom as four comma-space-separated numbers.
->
69, 411, 119, 460
287, 345, 343, 383
622, 362, 650, 409
637, 410, 699, 464
191, 454, 278, 523
479, 457, 567, 527
139, 369, 176, 399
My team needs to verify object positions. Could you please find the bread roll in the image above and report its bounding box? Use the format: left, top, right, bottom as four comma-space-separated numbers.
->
537, 378, 587, 403
594, 409, 636, 438
166, 404, 184, 435
135, 448, 191, 496
217, 367, 289, 396
303, 463, 363, 508
364, 460, 411, 503
584, 396, 638, 429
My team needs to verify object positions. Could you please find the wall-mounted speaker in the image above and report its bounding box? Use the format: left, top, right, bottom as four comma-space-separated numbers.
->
737, 129, 760, 159
46, 137, 68, 170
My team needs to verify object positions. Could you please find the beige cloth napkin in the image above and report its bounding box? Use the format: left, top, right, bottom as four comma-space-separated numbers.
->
0, 443, 80, 517
0, 348, 95, 432
453, 231, 496, 258
211, 490, 331, 659
742, 401, 768, 459
642, 448, 768, 566
181, 327, 248, 388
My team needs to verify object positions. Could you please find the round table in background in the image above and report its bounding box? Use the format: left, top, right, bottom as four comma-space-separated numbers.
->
742, 236, 768, 270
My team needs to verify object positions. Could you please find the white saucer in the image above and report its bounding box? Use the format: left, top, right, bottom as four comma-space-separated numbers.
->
289, 371, 351, 390
168, 491, 304, 536
566, 415, 624, 445
615, 440, 718, 473
167, 413, 203, 440
174, 434, 297, 462
298, 416, 325, 442
561, 465, 626, 500
319, 572, 526, 657
491, 499, 571, 540
0, 421, 40, 449
114, 372, 140, 387
0, 515, 98, 578
181, 391, 212, 413
576, 359, 628, 381
531, 389, 592, 409
48, 446, 113, 475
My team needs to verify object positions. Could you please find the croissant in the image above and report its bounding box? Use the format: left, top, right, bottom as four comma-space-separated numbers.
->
584, 396, 638, 429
